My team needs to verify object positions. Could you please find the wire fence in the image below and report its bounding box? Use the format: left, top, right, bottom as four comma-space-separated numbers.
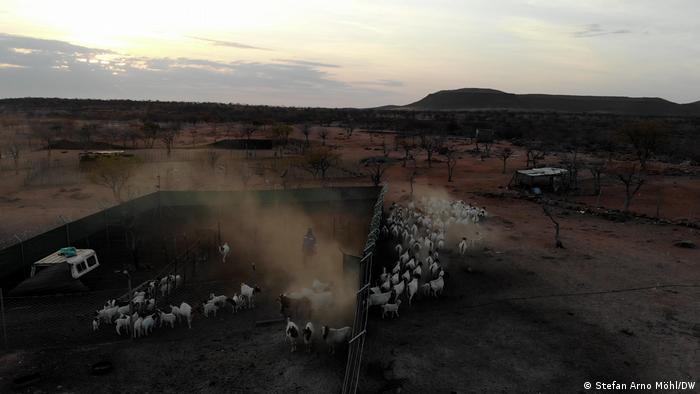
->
341, 184, 386, 394
0, 234, 210, 351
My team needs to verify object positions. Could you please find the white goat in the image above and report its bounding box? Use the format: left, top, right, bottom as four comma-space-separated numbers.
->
219, 242, 230, 263
241, 283, 261, 308
141, 314, 155, 336
369, 291, 393, 307
407, 278, 418, 306
203, 301, 219, 318
429, 271, 445, 297
381, 299, 402, 319
132, 316, 143, 338
115, 314, 131, 336
285, 318, 300, 352
178, 302, 193, 329
159, 310, 177, 328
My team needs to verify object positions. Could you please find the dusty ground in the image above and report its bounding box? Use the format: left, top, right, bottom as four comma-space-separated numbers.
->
1, 126, 699, 393
360, 196, 699, 393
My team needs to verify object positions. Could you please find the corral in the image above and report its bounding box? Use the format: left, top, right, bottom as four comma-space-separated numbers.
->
0, 186, 382, 393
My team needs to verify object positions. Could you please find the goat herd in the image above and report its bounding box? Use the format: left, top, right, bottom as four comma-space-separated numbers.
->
90, 197, 486, 357
367, 197, 486, 321
281, 197, 487, 354
92, 273, 262, 338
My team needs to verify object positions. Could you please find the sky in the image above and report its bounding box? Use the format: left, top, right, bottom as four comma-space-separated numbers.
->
0, 0, 699, 107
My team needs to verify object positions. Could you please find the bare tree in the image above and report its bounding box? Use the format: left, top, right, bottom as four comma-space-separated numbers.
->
317, 127, 329, 146
398, 135, 416, 168
344, 119, 355, 139
301, 123, 311, 147
299, 147, 340, 180
420, 134, 443, 168
562, 145, 580, 189
32, 119, 73, 158
619, 120, 667, 170
89, 156, 141, 203
141, 121, 161, 148
613, 164, 646, 212
498, 147, 514, 174
587, 159, 607, 199
525, 142, 546, 168
440, 146, 459, 182
161, 123, 181, 157
364, 158, 390, 186
542, 205, 564, 248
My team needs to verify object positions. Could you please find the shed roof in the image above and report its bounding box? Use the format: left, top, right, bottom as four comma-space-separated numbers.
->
516, 167, 568, 177
34, 249, 95, 267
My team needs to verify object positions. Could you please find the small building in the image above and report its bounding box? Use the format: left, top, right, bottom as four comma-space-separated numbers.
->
475, 128, 495, 143
510, 167, 569, 192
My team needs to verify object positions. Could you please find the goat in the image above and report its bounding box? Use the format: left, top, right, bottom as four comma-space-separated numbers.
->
92, 318, 100, 332
429, 271, 445, 297
179, 302, 193, 329
407, 278, 418, 306
401, 270, 411, 283
203, 301, 219, 318
219, 242, 230, 263
369, 291, 393, 307
379, 267, 389, 283
241, 283, 261, 308
285, 318, 300, 352
381, 299, 402, 319
115, 314, 131, 336
226, 294, 243, 313
141, 314, 155, 336
209, 293, 227, 307
132, 316, 143, 338
322, 326, 351, 354
391, 272, 400, 285
303, 322, 314, 353
392, 279, 405, 299
278, 293, 312, 320
158, 310, 177, 328
380, 277, 391, 292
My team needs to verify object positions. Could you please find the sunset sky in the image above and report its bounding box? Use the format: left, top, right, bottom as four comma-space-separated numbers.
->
1, 0, 698, 107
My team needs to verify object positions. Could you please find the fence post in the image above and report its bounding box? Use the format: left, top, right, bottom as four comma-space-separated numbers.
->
1, 288, 7, 349
14, 234, 25, 268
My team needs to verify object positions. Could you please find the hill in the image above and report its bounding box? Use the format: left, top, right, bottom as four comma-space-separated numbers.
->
398, 88, 700, 116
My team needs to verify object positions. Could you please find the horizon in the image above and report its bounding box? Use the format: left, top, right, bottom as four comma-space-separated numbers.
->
1, 1, 699, 107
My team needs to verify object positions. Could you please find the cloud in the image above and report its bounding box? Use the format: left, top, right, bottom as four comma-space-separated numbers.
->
274, 59, 341, 68
0, 33, 402, 107
572, 24, 631, 38
354, 79, 403, 87
189, 36, 269, 50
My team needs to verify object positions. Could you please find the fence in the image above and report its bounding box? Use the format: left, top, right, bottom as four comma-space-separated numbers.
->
0, 186, 383, 352
0, 187, 381, 287
341, 184, 386, 394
